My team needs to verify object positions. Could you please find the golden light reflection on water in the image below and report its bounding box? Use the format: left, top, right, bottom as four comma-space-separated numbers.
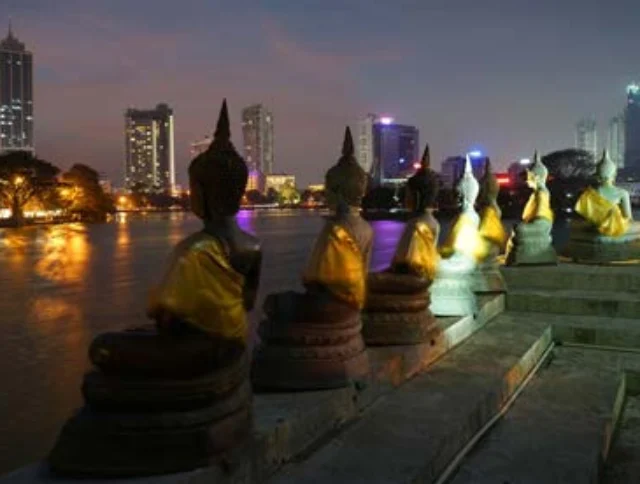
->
35, 224, 91, 284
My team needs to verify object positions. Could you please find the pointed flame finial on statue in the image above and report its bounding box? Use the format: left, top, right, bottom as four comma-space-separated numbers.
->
213, 99, 231, 143
464, 154, 473, 175
420, 144, 431, 169
341, 126, 355, 160
529, 150, 548, 181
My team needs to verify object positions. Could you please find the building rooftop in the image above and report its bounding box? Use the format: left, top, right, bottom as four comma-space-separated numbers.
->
0, 24, 27, 53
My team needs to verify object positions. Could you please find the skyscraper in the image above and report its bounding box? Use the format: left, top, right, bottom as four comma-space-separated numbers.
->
356, 113, 376, 174
358, 115, 420, 184
0, 25, 34, 154
241, 104, 274, 174
624, 83, 640, 176
124, 103, 175, 192
575, 117, 597, 158
607, 113, 625, 169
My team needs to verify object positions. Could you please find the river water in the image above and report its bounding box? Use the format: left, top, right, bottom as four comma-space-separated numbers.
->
0, 209, 580, 474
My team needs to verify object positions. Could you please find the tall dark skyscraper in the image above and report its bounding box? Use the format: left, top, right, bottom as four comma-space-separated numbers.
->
124, 103, 175, 192
0, 25, 34, 154
370, 117, 419, 184
624, 83, 640, 176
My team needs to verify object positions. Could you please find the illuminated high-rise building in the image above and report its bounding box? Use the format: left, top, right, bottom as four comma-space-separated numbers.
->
575, 117, 597, 158
358, 114, 420, 184
241, 104, 274, 174
607, 113, 625, 169
624, 83, 640, 175
124, 103, 175, 192
0, 25, 34, 154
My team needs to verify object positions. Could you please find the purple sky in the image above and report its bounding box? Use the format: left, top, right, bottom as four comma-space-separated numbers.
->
3, 0, 640, 187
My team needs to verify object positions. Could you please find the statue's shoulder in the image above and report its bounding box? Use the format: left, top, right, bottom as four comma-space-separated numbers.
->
173, 232, 222, 257
234, 228, 262, 252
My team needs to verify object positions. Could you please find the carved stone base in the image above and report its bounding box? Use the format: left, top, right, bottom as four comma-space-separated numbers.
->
472, 259, 506, 293
48, 381, 252, 477
252, 291, 370, 391
429, 273, 477, 317
362, 272, 437, 346
564, 221, 640, 263
504, 223, 557, 266
362, 311, 438, 345
252, 345, 369, 390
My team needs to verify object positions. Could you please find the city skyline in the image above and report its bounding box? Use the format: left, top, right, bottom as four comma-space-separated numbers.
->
2, 1, 640, 187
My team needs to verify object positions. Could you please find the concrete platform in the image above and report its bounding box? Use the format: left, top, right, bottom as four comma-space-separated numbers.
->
268, 313, 552, 484
450, 347, 632, 484
603, 386, 640, 483
0, 296, 504, 484
507, 288, 640, 319
502, 262, 640, 293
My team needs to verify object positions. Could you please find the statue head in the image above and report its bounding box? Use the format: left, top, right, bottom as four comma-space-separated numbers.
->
456, 155, 479, 207
189, 99, 248, 219
526, 151, 548, 190
479, 158, 500, 207
406, 144, 439, 212
325, 127, 367, 213
596, 149, 617, 184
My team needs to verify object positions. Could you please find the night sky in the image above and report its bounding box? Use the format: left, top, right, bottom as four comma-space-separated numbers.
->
2, 0, 640, 187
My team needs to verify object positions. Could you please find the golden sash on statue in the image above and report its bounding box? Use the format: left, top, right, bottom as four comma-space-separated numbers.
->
303, 223, 366, 309
440, 213, 486, 262
574, 187, 630, 237
479, 205, 507, 248
147, 233, 246, 341
522, 190, 554, 223
391, 221, 438, 281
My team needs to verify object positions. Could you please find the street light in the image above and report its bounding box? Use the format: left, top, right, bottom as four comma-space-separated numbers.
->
13, 176, 24, 186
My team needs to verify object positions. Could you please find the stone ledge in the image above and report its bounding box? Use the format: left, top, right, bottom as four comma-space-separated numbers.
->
0, 295, 504, 484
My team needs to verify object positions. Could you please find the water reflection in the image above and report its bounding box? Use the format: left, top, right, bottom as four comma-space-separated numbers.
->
369, 220, 404, 271
237, 209, 257, 235
35, 224, 90, 284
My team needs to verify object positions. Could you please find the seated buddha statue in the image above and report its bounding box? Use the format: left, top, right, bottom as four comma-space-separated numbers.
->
49, 100, 262, 477
363, 144, 439, 345
566, 150, 640, 262
504, 152, 557, 266
474, 158, 508, 292
429, 155, 482, 316
252, 127, 372, 390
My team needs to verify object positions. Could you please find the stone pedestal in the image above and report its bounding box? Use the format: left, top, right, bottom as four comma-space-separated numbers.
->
252, 291, 370, 391
564, 220, 640, 264
429, 261, 477, 317
473, 249, 506, 293
504, 221, 557, 266
48, 328, 252, 477
362, 272, 438, 346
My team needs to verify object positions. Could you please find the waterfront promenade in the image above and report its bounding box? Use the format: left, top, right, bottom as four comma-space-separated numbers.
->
1, 210, 638, 482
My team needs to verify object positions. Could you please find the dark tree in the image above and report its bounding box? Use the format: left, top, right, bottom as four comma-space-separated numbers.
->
61, 164, 114, 222
542, 149, 596, 180
0, 151, 60, 226
245, 189, 266, 204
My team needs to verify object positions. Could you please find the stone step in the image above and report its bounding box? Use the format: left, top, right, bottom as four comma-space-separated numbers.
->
267, 313, 552, 484
502, 263, 640, 294
450, 347, 634, 484
603, 391, 640, 483
510, 311, 640, 350
506, 288, 640, 319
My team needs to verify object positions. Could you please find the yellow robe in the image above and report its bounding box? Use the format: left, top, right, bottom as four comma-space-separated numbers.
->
522, 190, 554, 224
391, 221, 438, 282
303, 222, 366, 309
479, 206, 508, 250
440, 213, 486, 262
147, 232, 246, 341
574, 187, 630, 237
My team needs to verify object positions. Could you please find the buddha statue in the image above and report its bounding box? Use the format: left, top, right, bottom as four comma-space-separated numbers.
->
474, 158, 508, 292
363, 144, 439, 345
252, 127, 372, 390
48, 100, 262, 477
565, 150, 640, 262
429, 155, 482, 316
504, 152, 557, 266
